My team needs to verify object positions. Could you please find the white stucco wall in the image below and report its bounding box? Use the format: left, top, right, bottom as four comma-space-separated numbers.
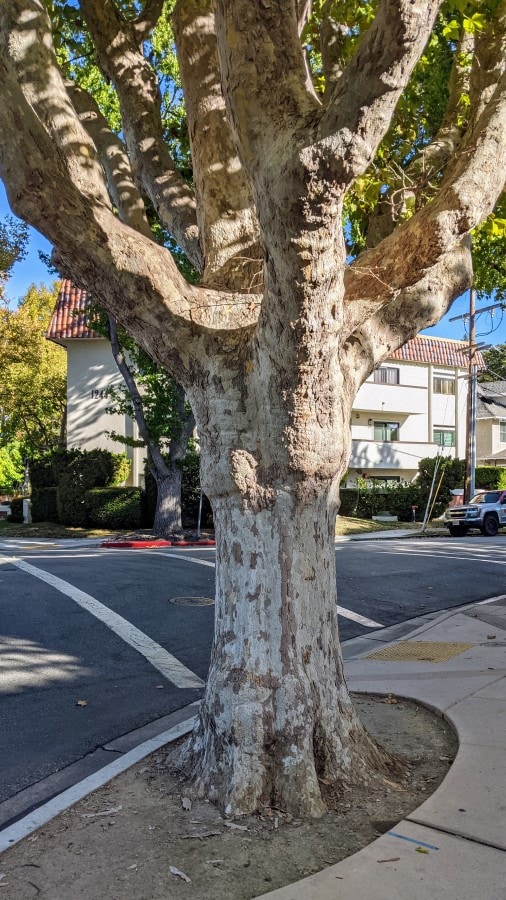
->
348, 360, 468, 482
65, 339, 145, 485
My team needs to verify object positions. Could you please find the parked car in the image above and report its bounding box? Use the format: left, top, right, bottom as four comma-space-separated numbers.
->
444, 489, 506, 536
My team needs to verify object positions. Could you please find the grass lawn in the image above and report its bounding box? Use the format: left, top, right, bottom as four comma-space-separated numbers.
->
0, 521, 118, 539
0, 517, 443, 540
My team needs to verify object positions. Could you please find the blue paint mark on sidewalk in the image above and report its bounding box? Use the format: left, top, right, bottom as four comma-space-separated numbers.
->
388, 831, 439, 850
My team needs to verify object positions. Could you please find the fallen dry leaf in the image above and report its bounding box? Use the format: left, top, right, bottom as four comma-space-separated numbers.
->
415, 847, 429, 854
487, 634, 497, 640
181, 797, 192, 812
224, 821, 249, 832
81, 805, 123, 819
377, 857, 401, 864
383, 778, 406, 792
169, 866, 191, 883
182, 831, 222, 840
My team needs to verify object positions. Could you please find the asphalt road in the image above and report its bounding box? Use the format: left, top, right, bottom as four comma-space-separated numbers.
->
1, 534, 504, 811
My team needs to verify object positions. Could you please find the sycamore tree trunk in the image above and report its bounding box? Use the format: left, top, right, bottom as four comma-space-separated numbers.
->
153, 462, 183, 537
188, 484, 391, 816
182, 257, 394, 814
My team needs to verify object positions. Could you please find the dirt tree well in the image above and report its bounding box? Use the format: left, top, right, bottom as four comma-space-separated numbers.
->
0, 0, 505, 816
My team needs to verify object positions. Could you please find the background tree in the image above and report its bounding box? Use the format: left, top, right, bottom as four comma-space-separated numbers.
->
0, 0, 505, 818
480, 344, 506, 382
105, 316, 195, 535
0, 284, 67, 459
0, 214, 28, 298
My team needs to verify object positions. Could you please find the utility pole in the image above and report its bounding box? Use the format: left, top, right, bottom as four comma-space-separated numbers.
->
450, 291, 499, 502
464, 287, 476, 503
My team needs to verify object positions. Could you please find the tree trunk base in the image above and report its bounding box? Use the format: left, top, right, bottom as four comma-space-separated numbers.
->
180, 698, 403, 818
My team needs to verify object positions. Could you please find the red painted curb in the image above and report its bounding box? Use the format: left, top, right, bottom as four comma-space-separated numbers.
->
100, 538, 216, 549
100, 540, 173, 549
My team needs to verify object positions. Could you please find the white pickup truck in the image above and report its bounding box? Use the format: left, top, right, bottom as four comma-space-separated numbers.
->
444, 489, 506, 537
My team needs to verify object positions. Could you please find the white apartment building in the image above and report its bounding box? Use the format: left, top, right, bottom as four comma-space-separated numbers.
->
346, 335, 476, 485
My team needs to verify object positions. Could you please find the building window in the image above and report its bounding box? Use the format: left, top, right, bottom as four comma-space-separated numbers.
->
374, 366, 400, 385
500, 421, 506, 443
368, 476, 401, 487
373, 421, 399, 442
433, 375, 455, 395
433, 428, 455, 447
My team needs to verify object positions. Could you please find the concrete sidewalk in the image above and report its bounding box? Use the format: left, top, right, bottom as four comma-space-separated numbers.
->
254, 596, 506, 900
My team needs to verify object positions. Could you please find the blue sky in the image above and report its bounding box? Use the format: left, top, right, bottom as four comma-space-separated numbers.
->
2, 180, 505, 347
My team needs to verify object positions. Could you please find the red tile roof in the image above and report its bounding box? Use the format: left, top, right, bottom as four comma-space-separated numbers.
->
46, 279, 100, 343
47, 281, 483, 371
389, 335, 484, 369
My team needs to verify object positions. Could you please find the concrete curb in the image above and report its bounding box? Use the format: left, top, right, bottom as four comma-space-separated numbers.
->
0, 716, 197, 854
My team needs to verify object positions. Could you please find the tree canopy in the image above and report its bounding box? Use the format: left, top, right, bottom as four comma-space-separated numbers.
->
0, 0, 505, 819
480, 343, 506, 382
0, 214, 29, 298
0, 284, 67, 459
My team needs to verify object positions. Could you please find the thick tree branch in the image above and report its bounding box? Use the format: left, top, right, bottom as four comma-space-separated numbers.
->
173, 0, 262, 291
66, 80, 152, 238
170, 383, 196, 462
214, 0, 319, 165
0, 0, 111, 210
0, 53, 259, 377
133, 0, 165, 42
318, 0, 441, 185
79, 0, 203, 272
365, 30, 475, 248
344, 63, 506, 334
470, 0, 506, 119
342, 241, 472, 394
320, 1, 348, 96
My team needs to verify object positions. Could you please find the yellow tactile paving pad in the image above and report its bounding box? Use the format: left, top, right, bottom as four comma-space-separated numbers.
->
366, 640, 473, 663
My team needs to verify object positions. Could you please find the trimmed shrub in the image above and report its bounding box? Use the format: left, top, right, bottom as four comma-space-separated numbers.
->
85, 488, 142, 530
55, 450, 131, 526
7, 497, 26, 523
31, 487, 58, 523
30, 457, 58, 490
338, 488, 360, 517
475, 466, 506, 490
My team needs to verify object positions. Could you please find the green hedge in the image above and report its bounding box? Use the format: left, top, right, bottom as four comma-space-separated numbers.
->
31, 487, 58, 523
85, 488, 142, 530
54, 450, 131, 526
475, 466, 506, 490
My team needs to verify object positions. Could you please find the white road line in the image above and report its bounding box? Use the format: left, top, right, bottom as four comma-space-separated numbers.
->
336, 606, 382, 628
0, 716, 196, 853
373, 546, 506, 566
100, 547, 216, 568
0, 556, 204, 690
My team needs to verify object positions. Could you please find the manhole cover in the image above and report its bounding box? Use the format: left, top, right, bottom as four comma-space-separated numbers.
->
169, 596, 214, 607
366, 641, 473, 663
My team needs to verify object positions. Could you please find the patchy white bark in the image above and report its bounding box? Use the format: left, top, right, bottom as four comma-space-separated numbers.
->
186, 486, 393, 817
0, 0, 505, 817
